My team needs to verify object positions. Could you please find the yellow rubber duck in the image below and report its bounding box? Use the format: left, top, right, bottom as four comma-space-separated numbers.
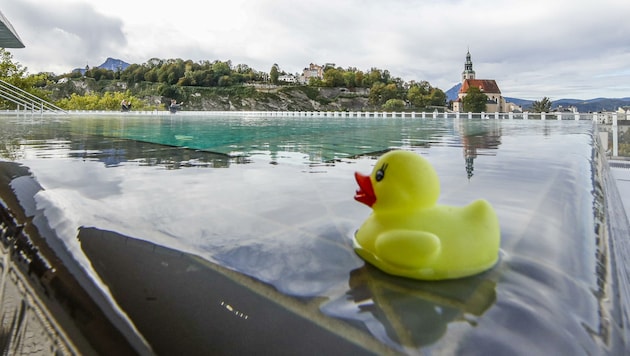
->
353, 150, 500, 280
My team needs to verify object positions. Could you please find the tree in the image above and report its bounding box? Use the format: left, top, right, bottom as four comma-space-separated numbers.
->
531, 97, 552, 112
428, 88, 447, 107
158, 84, 183, 102
85, 67, 114, 81
270, 64, 279, 85
144, 68, 159, 82
55, 91, 149, 111
0, 48, 27, 79
368, 82, 400, 107
0, 49, 53, 109
218, 75, 232, 87
368, 82, 385, 106
382, 99, 406, 111
406, 82, 430, 109
308, 77, 323, 86
354, 70, 364, 87
323, 67, 344, 87
343, 71, 356, 88
212, 60, 231, 77
364, 68, 385, 87
462, 86, 487, 112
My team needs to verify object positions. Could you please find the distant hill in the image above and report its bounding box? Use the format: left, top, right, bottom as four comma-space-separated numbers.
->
551, 98, 630, 112
98, 57, 130, 71
72, 57, 130, 74
445, 83, 461, 101
504, 97, 533, 108
444, 83, 630, 112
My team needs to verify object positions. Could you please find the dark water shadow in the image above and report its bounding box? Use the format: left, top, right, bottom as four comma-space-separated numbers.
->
78, 227, 390, 356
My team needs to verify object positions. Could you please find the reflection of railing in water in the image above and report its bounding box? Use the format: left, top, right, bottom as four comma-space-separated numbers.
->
0, 219, 77, 355
0, 161, 150, 355
600, 114, 629, 158
610, 114, 630, 158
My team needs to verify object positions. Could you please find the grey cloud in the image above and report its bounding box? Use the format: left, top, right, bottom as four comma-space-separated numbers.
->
2, 0, 630, 99
4, 0, 126, 72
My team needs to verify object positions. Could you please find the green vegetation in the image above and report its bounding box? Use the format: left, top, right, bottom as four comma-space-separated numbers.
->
270, 64, 279, 85
293, 85, 319, 101
407, 81, 446, 109
462, 86, 487, 112
531, 97, 552, 113
382, 99, 406, 111
0, 49, 448, 111
0, 49, 52, 109
618, 127, 630, 157
56, 91, 152, 111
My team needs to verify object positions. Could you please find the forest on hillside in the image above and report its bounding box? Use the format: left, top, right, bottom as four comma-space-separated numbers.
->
0, 49, 447, 112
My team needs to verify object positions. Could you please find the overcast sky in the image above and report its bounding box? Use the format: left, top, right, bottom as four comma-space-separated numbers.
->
2, 0, 629, 100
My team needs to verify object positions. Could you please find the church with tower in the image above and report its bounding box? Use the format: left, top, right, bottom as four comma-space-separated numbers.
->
452, 51, 516, 113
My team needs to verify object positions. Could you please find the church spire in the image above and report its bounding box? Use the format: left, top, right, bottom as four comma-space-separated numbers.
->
462, 50, 475, 81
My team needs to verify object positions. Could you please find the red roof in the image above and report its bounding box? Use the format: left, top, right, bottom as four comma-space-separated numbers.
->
459, 79, 501, 94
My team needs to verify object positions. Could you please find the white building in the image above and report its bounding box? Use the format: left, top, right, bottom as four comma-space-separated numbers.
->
278, 74, 298, 83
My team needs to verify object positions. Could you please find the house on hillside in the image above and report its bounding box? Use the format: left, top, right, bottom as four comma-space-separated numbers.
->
300, 63, 324, 84
452, 51, 518, 112
279, 74, 298, 83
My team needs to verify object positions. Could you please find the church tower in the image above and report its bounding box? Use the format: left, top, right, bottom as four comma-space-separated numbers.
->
462, 50, 476, 81
453, 49, 507, 113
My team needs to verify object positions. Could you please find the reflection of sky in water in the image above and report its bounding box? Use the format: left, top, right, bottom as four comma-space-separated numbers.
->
0, 115, 627, 354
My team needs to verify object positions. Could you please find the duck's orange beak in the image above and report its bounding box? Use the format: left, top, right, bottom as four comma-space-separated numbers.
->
354, 172, 376, 207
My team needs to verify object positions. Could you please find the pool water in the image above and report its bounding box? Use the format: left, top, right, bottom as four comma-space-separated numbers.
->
59, 114, 463, 163
0, 114, 628, 355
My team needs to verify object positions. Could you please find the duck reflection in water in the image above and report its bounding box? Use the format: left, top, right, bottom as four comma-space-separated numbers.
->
321, 263, 498, 349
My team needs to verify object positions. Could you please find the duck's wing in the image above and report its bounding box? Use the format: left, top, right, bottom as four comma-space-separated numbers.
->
374, 230, 441, 269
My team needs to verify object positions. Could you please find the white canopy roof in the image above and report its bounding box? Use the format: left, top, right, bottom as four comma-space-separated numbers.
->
0, 10, 24, 48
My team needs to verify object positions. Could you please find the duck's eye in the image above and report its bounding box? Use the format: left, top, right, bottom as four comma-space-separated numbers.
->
375, 163, 388, 182
375, 169, 385, 182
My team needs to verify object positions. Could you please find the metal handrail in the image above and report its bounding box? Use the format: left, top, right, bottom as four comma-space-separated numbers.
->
0, 79, 67, 114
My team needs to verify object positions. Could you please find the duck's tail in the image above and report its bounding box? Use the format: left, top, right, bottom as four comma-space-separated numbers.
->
465, 199, 497, 221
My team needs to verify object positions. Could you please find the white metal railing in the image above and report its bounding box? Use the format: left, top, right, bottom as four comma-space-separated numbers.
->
2, 107, 625, 157
97, 110, 621, 123
2, 107, 627, 125
0, 79, 67, 114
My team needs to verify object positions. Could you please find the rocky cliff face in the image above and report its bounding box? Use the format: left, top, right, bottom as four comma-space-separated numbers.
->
48, 79, 374, 111
180, 86, 371, 111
